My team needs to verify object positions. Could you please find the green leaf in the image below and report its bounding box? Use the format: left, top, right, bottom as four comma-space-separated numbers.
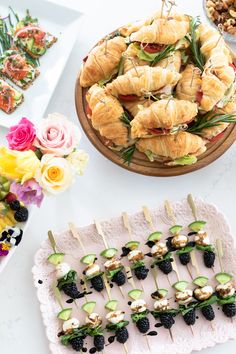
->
151, 308, 179, 319
176, 246, 195, 255
136, 44, 176, 66
179, 302, 198, 316
106, 320, 129, 332
118, 55, 125, 76
120, 111, 132, 127
152, 252, 172, 266
196, 295, 218, 309
106, 266, 123, 279
86, 271, 104, 281
131, 260, 145, 270
61, 326, 87, 346
196, 244, 214, 252
185, 16, 204, 72
187, 112, 236, 135
57, 270, 77, 290
217, 295, 236, 305
121, 145, 136, 164
85, 325, 103, 337
98, 73, 114, 87
131, 310, 149, 323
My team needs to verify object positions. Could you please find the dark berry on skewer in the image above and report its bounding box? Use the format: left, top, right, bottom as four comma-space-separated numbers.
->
91, 275, 104, 292
94, 335, 105, 352
158, 259, 173, 274
203, 251, 215, 268
61, 283, 80, 299
183, 308, 196, 326
134, 266, 149, 280
179, 252, 191, 265
201, 305, 215, 321
159, 313, 175, 329
222, 303, 236, 318
112, 270, 126, 286
116, 327, 129, 343
136, 317, 150, 333
70, 337, 84, 352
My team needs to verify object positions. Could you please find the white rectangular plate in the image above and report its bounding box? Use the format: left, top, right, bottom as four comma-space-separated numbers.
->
0, 0, 81, 128
32, 198, 236, 354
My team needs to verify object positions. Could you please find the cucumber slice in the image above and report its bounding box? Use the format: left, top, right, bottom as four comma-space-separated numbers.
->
47, 253, 65, 265
188, 221, 206, 232
82, 301, 96, 315
173, 281, 189, 292
158, 288, 168, 298
80, 254, 96, 265
128, 289, 143, 300
105, 300, 118, 311
215, 272, 232, 285
193, 276, 208, 288
169, 225, 183, 235
148, 231, 163, 242
100, 248, 118, 259
125, 241, 140, 250
57, 308, 72, 321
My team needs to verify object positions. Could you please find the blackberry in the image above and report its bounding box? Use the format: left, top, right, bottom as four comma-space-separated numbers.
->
222, 303, 236, 318
61, 282, 80, 299
179, 253, 190, 265
9, 200, 21, 211
112, 270, 126, 286
183, 308, 196, 326
14, 207, 29, 222
116, 327, 129, 343
203, 251, 215, 268
121, 247, 130, 257
201, 305, 215, 321
70, 337, 84, 352
136, 317, 150, 333
159, 313, 175, 329
158, 259, 173, 274
134, 266, 149, 280
91, 275, 104, 292
94, 335, 105, 351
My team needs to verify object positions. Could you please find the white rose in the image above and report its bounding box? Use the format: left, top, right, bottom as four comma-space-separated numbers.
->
66, 150, 89, 175
36, 154, 75, 195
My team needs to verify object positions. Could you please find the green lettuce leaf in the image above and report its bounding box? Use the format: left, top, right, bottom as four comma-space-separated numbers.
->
106, 320, 129, 332
217, 295, 236, 306
57, 270, 77, 290
131, 310, 149, 323
196, 295, 218, 309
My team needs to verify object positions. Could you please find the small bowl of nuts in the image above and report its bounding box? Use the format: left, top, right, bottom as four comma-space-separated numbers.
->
204, 0, 236, 42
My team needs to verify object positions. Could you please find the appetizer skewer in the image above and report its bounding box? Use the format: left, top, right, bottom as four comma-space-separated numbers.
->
150, 267, 176, 341
81, 301, 105, 353
54, 287, 87, 353
143, 206, 173, 278
122, 212, 149, 284
69, 223, 105, 295
105, 299, 129, 354
95, 220, 126, 297
128, 289, 151, 350
164, 200, 194, 278
187, 194, 216, 268
192, 276, 217, 322
48, 231, 82, 300
215, 272, 236, 319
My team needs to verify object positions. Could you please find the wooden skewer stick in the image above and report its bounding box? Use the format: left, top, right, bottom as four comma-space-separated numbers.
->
216, 239, 224, 273
167, 0, 177, 17
123, 212, 144, 290
161, 0, 167, 18
94, 219, 125, 298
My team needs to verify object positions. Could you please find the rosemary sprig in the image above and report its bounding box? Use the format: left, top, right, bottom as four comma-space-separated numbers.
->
0, 18, 11, 52
187, 112, 236, 134
185, 17, 204, 72
120, 111, 132, 127
9, 6, 19, 22
121, 145, 136, 164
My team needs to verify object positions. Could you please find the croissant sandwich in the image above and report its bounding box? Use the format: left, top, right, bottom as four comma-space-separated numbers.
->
131, 99, 198, 139
80, 36, 126, 87
136, 131, 206, 165
176, 64, 202, 103
105, 66, 181, 97
122, 98, 153, 117
130, 17, 189, 45
123, 43, 148, 74
86, 84, 129, 146
200, 94, 236, 140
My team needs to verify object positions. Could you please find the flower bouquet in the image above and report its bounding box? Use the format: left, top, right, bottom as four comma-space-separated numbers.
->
0, 113, 88, 268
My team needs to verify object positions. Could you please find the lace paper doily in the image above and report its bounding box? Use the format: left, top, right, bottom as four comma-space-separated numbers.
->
32, 198, 236, 354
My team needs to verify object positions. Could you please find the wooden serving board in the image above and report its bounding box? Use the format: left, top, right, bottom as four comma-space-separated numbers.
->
75, 32, 236, 177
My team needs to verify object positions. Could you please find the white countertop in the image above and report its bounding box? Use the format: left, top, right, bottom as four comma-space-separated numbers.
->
0, 0, 236, 353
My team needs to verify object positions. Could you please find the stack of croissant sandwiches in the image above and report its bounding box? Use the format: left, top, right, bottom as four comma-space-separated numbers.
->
79, 10, 236, 166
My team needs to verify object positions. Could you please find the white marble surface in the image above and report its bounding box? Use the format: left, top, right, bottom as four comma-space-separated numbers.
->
0, 0, 235, 353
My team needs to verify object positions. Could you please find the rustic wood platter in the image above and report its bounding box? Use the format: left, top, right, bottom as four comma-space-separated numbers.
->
75, 29, 236, 177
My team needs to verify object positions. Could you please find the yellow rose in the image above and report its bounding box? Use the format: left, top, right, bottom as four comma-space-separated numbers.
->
0, 147, 40, 183
36, 154, 75, 195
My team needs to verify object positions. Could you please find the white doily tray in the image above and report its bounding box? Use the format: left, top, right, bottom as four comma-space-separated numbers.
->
32, 198, 236, 354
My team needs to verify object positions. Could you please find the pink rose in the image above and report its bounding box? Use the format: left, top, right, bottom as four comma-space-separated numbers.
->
6, 117, 36, 151
34, 113, 81, 157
